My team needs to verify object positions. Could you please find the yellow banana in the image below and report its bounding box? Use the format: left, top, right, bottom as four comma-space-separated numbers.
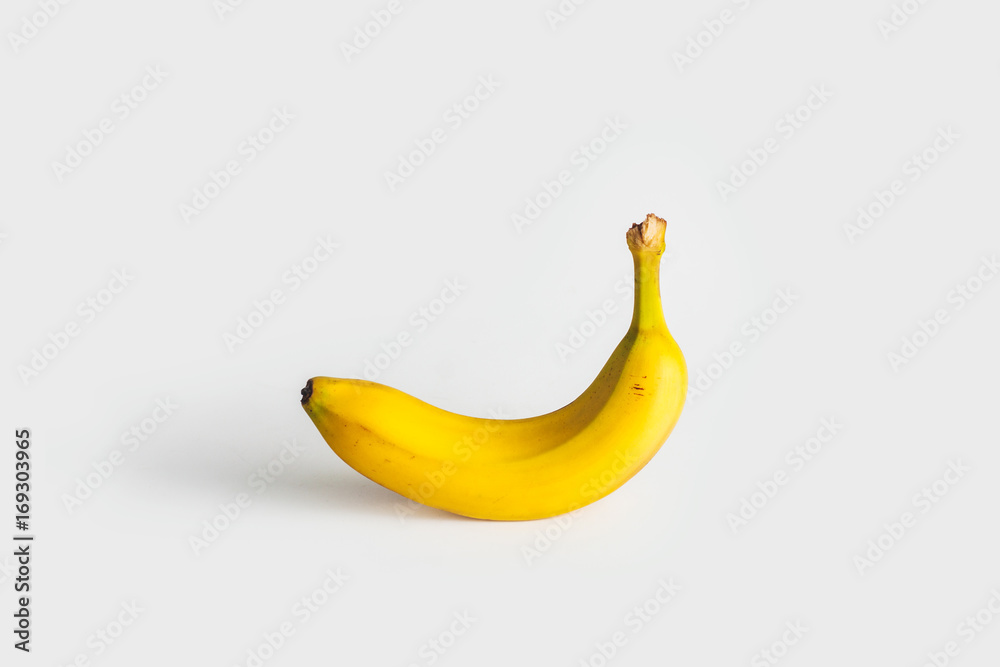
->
301, 213, 687, 520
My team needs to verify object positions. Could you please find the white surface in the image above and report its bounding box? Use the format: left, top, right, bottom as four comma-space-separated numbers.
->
2, 1, 999, 665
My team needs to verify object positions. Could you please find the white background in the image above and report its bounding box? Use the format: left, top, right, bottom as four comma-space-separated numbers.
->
2, 1, 1000, 665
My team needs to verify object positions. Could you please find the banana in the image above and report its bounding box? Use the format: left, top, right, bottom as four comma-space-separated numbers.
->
301, 213, 687, 521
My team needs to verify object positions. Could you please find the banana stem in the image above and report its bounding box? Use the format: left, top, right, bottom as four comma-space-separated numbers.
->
630, 251, 667, 332
626, 214, 668, 332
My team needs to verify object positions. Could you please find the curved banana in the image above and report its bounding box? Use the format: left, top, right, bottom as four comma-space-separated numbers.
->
301, 213, 686, 521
